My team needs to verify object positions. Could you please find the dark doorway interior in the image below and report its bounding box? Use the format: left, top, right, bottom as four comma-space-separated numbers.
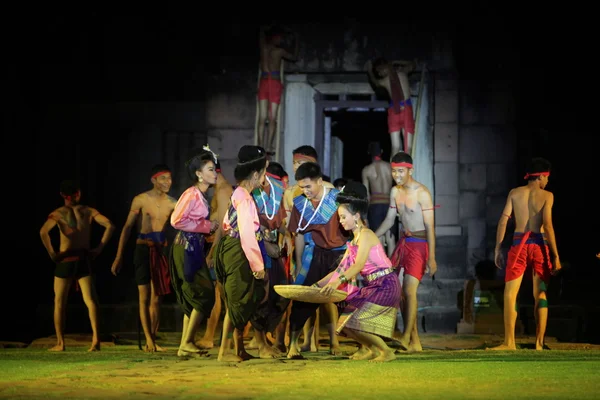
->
328, 109, 388, 182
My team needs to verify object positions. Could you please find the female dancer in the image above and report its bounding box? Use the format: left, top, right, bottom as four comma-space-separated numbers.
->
318, 181, 400, 362
214, 145, 280, 361
169, 146, 219, 357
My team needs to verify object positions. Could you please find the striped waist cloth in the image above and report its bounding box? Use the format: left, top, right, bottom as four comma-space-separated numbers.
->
512, 232, 547, 245
403, 236, 427, 243
138, 232, 166, 243
363, 267, 395, 283
60, 249, 90, 263
389, 98, 412, 107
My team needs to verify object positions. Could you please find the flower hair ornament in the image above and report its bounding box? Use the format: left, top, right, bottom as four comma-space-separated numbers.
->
203, 144, 219, 164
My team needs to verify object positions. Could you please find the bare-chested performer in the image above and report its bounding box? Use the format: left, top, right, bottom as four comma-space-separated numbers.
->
362, 141, 396, 257
374, 152, 437, 352
111, 164, 176, 352
39, 180, 115, 352
199, 160, 234, 349
489, 157, 561, 351
280, 145, 339, 354
257, 24, 299, 156
366, 58, 417, 157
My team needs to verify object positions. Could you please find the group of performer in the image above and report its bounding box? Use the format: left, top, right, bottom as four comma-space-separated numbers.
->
40, 138, 562, 361
38, 25, 564, 360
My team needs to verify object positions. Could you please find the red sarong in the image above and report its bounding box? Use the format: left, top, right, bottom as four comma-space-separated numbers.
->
505, 232, 552, 284
141, 240, 172, 296
391, 232, 428, 282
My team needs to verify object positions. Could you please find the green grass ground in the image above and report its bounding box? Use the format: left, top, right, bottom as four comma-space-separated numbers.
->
1, 338, 599, 400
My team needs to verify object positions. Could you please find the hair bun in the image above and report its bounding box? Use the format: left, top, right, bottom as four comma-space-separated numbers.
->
238, 145, 265, 163
341, 181, 368, 200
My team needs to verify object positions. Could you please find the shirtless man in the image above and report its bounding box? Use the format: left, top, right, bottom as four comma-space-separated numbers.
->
111, 164, 176, 352
366, 58, 417, 157
489, 157, 561, 351
280, 145, 340, 354
257, 25, 299, 155
39, 180, 115, 352
362, 141, 396, 257
200, 160, 234, 349
374, 152, 437, 352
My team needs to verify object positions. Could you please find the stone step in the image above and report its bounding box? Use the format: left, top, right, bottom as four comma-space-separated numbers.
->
35, 277, 469, 336
436, 235, 467, 247
415, 278, 465, 307
396, 306, 461, 334
434, 246, 467, 278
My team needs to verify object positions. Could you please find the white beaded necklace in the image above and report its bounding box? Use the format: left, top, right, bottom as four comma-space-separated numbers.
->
296, 186, 328, 233
259, 176, 278, 220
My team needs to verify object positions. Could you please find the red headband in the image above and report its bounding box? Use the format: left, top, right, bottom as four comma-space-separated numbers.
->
293, 154, 317, 163
391, 162, 413, 168
152, 171, 170, 180
61, 190, 80, 202
524, 171, 550, 180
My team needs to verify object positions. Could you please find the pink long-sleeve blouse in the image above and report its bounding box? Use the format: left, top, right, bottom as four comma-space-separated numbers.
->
222, 186, 264, 273
171, 186, 212, 233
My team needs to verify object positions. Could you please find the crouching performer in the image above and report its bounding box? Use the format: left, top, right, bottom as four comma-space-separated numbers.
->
318, 181, 400, 362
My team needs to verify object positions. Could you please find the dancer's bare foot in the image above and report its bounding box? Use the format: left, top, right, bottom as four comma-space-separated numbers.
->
177, 348, 208, 357
146, 343, 167, 352
195, 339, 214, 350
48, 344, 65, 352
259, 345, 281, 359
353, 348, 377, 360
486, 343, 517, 351
287, 346, 305, 359
392, 335, 409, 351
145, 343, 157, 353
329, 345, 344, 356
369, 349, 396, 363
179, 342, 203, 353
88, 342, 101, 352
349, 346, 368, 360
535, 341, 545, 351
407, 343, 423, 353
218, 353, 243, 362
